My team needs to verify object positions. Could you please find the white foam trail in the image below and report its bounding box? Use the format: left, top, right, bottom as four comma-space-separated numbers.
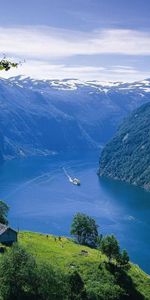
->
62, 167, 72, 181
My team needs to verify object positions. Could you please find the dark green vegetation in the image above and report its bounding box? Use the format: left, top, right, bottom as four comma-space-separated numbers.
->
100, 235, 120, 263
0, 244, 67, 300
0, 207, 149, 299
0, 232, 149, 300
71, 214, 129, 269
0, 58, 18, 71
98, 102, 150, 190
0, 201, 9, 225
0, 217, 149, 300
70, 213, 99, 247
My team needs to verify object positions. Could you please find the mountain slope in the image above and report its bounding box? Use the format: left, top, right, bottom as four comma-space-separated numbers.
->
0, 76, 150, 161
98, 102, 150, 190
19, 231, 150, 300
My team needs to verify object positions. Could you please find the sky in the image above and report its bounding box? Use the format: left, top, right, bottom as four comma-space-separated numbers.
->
0, 0, 150, 82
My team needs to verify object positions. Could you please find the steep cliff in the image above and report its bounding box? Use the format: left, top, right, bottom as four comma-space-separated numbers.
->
99, 102, 150, 190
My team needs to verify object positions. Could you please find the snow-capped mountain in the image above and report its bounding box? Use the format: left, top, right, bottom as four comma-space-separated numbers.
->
6, 76, 150, 92
0, 76, 150, 161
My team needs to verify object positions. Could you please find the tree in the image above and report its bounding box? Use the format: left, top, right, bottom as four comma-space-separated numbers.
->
100, 235, 120, 263
0, 57, 18, 71
87, 283, 124, 300
0, 200, 9, 225
35, 263, 67, 300
0, 244, 67, 300
68, 271, 87, 300
70, 213, 99, 247
0, 244, 37, 300
117, 249, 130, 269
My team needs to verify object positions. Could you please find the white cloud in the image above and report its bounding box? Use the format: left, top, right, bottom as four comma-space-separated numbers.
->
0, 26, 150, 81
1, 60, 150, 82
0, 26, 150, 59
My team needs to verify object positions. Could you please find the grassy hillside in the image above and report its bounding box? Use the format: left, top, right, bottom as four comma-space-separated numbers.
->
99, 103, 150, 191
19, 231, 150, 300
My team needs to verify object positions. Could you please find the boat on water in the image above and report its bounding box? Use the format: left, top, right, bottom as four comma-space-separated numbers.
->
69, 177, 81, 185
63, 168, 81, 186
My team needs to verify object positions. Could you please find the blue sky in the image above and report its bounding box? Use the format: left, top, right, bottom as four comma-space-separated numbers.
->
0, 0, 150, 81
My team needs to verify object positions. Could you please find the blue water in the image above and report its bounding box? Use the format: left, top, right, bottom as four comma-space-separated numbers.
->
0, 152, 149, 274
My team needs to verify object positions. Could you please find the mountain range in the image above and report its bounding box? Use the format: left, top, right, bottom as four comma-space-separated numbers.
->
0, 76, 150, 161
98, 102, 150, 191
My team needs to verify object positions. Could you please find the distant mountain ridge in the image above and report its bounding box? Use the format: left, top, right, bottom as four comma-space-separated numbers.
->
0, 76, 150, 161
98, 102, 150, 191
7, 76, 150, 92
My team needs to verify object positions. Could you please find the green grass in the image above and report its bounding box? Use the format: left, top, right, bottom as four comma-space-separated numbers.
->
19, 231, 105, 269
19, 231, 150, 299
128, 265, 150, 299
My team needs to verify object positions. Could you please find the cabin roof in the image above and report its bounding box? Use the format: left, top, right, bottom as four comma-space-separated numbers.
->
0, 223, 17, 235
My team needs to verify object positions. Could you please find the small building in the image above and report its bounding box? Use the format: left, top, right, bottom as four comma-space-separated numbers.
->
0, 223, 17, 245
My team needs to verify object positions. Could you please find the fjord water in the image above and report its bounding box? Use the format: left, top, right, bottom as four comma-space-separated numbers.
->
0, 152, 149, 274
